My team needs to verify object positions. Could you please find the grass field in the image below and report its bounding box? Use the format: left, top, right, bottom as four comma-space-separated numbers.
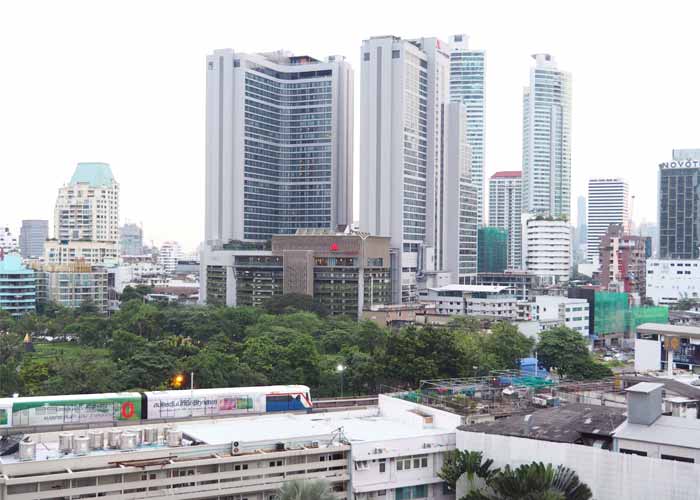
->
30, 342, 110, 360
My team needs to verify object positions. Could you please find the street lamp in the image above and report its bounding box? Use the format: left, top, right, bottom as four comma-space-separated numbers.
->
336, 364, 345, 398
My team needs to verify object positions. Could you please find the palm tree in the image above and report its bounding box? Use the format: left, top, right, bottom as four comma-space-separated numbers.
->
465, 462, 592, 500
275, 479, 337, 500
439, 450, 497, 494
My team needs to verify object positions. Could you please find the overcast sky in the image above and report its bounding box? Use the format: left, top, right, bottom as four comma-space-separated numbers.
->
1, 0, 698, 251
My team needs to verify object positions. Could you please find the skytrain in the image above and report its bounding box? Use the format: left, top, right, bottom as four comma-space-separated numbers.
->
0, 385, 312, 429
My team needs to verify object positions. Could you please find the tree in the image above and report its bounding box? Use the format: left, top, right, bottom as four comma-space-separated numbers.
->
439, 450, 497, 492
275, 479, 336, 500
120, 285, 153, 303
262, 293, 329, 317
466, 462, 592, 500
485, 323, 534, 370
536, 326, 612, 380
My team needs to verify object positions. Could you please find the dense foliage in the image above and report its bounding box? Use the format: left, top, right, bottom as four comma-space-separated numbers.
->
536, 326, 613, 379
0, 293, 605, 398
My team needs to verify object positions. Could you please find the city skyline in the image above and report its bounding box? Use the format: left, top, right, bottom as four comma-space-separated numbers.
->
2, 1, 698, 249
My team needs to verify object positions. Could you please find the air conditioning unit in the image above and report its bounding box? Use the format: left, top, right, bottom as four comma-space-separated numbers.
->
310, 441, 319, 448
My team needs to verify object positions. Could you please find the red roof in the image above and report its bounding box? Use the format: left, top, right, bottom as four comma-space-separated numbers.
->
491, 171, 522, 179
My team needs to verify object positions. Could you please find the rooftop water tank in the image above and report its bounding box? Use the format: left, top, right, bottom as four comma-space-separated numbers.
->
107, 429, 122, 449
58, 433, 74, 454
88, 430, 104, 450
73, 436, 90, 455
19, 440, 36, 461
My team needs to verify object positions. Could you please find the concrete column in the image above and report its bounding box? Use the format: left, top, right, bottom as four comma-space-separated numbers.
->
667, 346, 674, 377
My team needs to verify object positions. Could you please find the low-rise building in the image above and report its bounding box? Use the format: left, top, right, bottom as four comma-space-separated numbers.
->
646, 258, 700, 306
534, 296, 590, 336
460, 271, 536, 301
201, 230, 392, 319
32, 262, 108, 314
421, 284, 516, 319
0, 254, 36, 317
599, 224, 648, 301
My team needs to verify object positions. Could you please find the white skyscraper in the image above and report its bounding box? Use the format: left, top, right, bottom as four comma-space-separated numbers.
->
522, 54, 572, 218
158, 241, 183, 275
449, 34, 485, 226
488, 171, 523, 269
204, 49, 353, 244
522, 215, 572, 285
360, 35, 454, 303
587, 178, 629, 265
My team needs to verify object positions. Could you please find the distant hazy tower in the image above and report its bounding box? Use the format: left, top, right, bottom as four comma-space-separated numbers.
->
19, 220, 48, 259
489, 171, 522, 269
54, 163, 119, 242
360, 35, 450, 303
204, 49, 353, 243
449, 34, 485, 226
587, 178, 629, 265
120, 223, 144, 256
522, 54, 572, 218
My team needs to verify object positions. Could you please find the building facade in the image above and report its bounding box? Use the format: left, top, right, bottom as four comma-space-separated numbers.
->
534, 295, 590, 336
201, 230, 391, 319
587, 178, 629, 265
522, 215, 572, 285
488, 171, 522, 269
360, 36, 449, 303
646, 259, 700, 306
477, 227, 507, 273
158, 241, 183, 275
0, 225, 18, 254
599, 224, 647, 300
658, 150, 700, 259
44, 240, 118, 266
119, 223, 144, 256
33, 262, 108, 313
204, 49, 353, 244
0, 254, 36, 317
449, 34, 485, 226
19, 219, 48, 259
522, 54, 572, 218
461, 271, 536, 301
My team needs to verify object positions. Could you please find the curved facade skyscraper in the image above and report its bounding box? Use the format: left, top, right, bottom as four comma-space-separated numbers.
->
204, 50, 353, 243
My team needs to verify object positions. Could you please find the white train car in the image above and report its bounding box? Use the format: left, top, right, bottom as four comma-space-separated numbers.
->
143, 385, 312, 420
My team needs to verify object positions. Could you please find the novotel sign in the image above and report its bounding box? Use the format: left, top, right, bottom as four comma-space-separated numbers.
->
659, 160, 700, 169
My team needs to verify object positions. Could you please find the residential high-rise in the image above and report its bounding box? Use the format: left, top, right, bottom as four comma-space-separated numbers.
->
158, 241, 183, 275
120, 223, 144, 256
488, 171, 522, 268
587, 178, 629, 265
449, 34, 485, 225
204, 49, 353, 244
360, 35, 451, 303
19, 220, 48, 259
0, 254, 36, 317
599, 224, 647, 300
522, 214, 572, 285
658, 150, 700, 259
52, 163, 119, 264
522, 54, 572, 218
0, 225, 18, 254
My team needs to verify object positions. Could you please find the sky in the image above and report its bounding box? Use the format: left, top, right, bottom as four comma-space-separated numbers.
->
1, 0, 699, 252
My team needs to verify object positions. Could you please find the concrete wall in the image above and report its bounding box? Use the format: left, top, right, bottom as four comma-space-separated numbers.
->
457, 430, 700, 500
635, 338, 661, 372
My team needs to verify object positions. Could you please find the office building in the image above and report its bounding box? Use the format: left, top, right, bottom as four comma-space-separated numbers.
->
119, 223, 143, 256
658, 150, 700, 259
19, 219, 48, 259
32, 262, 108, 314
477, 227, 507, 273
0, 225, 18, 254
0, 254, 36, 317
423, 284, 517, 319
158, 241, 183, 275
646, 259, 700, 306
204, 49, 353, 244
522, 54, 572, 218
522, 215, 572, 285
461, 271, 536, 301
201, 230, 391, 319
587, 178, 629, 265
599, 224, 647, 300
449, 34, 485, 225
360, 35, 452, 303
488, 171, 522, 268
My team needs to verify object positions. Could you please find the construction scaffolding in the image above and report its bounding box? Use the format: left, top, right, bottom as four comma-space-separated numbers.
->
477, 227, 508, 273
594, 291, 628, 334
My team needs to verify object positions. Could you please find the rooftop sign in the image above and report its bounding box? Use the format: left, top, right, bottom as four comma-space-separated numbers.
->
659, 160, 700, 169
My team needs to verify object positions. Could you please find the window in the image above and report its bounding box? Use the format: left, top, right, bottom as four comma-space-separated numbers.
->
392, 50, 400, 58
379, 460, 386, 473
355, 461, 369, 470
620, 448, 647, 457
363, 52, 370, 61
377, 490, 386, 497
661, 454, 694, 463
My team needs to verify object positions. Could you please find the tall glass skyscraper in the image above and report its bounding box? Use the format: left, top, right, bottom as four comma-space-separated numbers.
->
449, 34, 485, 226
204, 50, 353, 243
522, 54, 572, 218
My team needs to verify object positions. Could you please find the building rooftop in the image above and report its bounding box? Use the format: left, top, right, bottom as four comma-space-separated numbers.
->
462, 403, 626, 443
69, 162, 116, 188
637, 323, 700, 338
491, 171, 522, 179
614, 415, 700, 449
625, 382, 664, 394
0, 254, 33, 275
428, 284, 509, 294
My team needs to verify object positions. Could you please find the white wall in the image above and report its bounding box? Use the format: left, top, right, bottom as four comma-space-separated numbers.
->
646, 259, 700, 305
634, 338, 661, 372
457, 430, 700, 500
